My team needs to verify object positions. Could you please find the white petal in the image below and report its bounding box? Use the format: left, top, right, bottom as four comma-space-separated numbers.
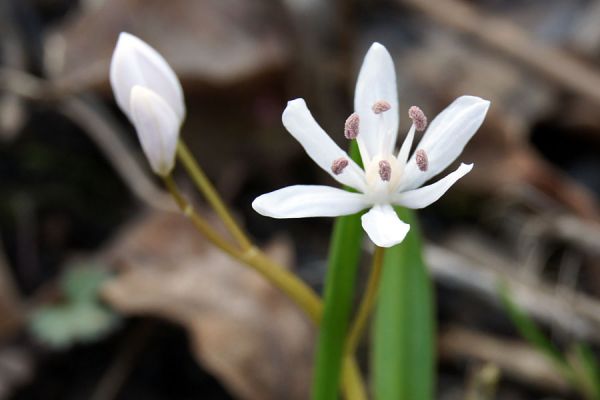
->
110, 32, 185, 122
354, 43, 399, 160
402, 96, 489, 190
361, 204, 410, 248
397, 125, 415, 164
129, 86, 180, 176
394, 163, 472, 209
252, 185, 369, 218
282, 99, 366, 191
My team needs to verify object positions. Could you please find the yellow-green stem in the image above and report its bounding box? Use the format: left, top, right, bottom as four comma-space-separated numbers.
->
163, 174, 367, 400
240, 247, 322, 323
342, 358, 368, 400
346, 246, 385, 355
163, 176, 241, 259
176, 141, 253, 251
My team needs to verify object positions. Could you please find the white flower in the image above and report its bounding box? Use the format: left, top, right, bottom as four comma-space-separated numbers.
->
109, 32, 185, 176
252, 43, 490, 247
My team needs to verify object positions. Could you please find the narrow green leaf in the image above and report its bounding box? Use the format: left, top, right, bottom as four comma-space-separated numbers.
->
498, 285, 567, 369
311, 143, 364, 400
568, 343, 600, 400
373, 208, 435, 400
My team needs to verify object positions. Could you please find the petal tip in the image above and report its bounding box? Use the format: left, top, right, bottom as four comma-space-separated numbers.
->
286, 98, 306, 108
460, 95, 491, 109
368, 41, 388, 53
361, 206, 411, 248
461, 162, 474, 171
114, 32, 143, 53
364, 42, 392, 63
251, 196, 266, 216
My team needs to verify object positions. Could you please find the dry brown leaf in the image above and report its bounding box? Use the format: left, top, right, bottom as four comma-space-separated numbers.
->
101, 210, 314, 400
440, 326, 568, 393
48, 0, 290, 91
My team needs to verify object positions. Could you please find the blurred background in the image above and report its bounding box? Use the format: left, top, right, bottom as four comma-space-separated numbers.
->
1, 0, 600, 399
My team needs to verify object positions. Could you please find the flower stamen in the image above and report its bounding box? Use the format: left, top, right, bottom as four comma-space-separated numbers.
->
331, 157, 349, 175
408, 106, 427, 131
415, 149, 428, 171
344, 113, 360, 139
372, 100, 391, 114
378, 160, 391, 181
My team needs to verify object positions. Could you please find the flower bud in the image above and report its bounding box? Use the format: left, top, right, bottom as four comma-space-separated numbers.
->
110, 32, 185, 123
129, 86, 179, 176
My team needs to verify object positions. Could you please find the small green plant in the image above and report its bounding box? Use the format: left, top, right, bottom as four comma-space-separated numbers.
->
499, 284, 600, 400
29, 263, 119, 349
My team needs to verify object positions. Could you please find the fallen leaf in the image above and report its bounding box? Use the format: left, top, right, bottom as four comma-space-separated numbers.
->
48, 0, 290, 91
101, 210, 314, 400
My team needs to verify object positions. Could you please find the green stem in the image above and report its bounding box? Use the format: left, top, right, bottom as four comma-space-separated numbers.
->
176, 141, 253, 251
342, 358, 368, 400
346, 246, 385, 355
163, 174, 366, 399
163, 176, 241, 259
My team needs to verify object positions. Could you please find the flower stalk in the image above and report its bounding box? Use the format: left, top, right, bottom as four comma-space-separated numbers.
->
162, 171, 366, 399
176, 141, 253, 251
346, 246, 385, 355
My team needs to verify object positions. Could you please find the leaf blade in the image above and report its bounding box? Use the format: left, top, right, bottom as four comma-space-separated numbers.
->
311, 142, 364, 400
373, 208, 435, 400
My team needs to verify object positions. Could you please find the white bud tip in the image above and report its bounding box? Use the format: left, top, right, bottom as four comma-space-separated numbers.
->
408, 106, 427, 131
372, 100, 391, 114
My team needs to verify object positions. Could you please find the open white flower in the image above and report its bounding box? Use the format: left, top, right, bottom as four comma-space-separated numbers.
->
109, 32, 185, 176
252, 43, 490, 247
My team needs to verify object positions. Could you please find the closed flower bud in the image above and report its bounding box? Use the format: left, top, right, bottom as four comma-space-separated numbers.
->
110, 32, 185, 123
129, 86, 179, 176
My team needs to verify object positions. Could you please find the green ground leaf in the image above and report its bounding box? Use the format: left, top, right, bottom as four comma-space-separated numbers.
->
29, 302, 119, 349
62, 262, 112, 303
568, 343, 600, 400
373, 208, 435, 400
28, 263, 119, 349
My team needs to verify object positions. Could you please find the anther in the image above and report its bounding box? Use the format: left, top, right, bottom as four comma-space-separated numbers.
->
331, 157, 349, 175
344, 113, 360, 139
378, 160, 392, 181
408, 106, 427, 131
415, 149, 428, 171
372, 100, 391, 114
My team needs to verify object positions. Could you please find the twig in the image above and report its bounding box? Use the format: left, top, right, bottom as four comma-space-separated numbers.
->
89, 322, 154, 400
426, 243, 600, 344
440, 326, 568, 392
0, 233, 24, 337
0, 67, 173, 210
398, 0, 600, 106
58, 96, 174, 211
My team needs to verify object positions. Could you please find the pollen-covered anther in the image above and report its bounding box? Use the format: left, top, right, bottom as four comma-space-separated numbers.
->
378, 160, 392, 181
372, 100, 391, 114
408, 106, 427, 131
344, 113, 360, 139
415, 149, 428, 171
331, 157, 349, 175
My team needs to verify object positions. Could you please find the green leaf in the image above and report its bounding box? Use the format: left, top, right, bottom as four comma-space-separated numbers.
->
29, 302, 120, 349
567, 343, 600, 400
373, 208, 435, 400
28, 263, 119, 349
311, 142, 364, 400
498, 285, 567, 369
62, 262, 112, 303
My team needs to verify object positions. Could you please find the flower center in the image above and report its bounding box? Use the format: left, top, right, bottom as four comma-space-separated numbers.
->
364, 154, 403, 202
